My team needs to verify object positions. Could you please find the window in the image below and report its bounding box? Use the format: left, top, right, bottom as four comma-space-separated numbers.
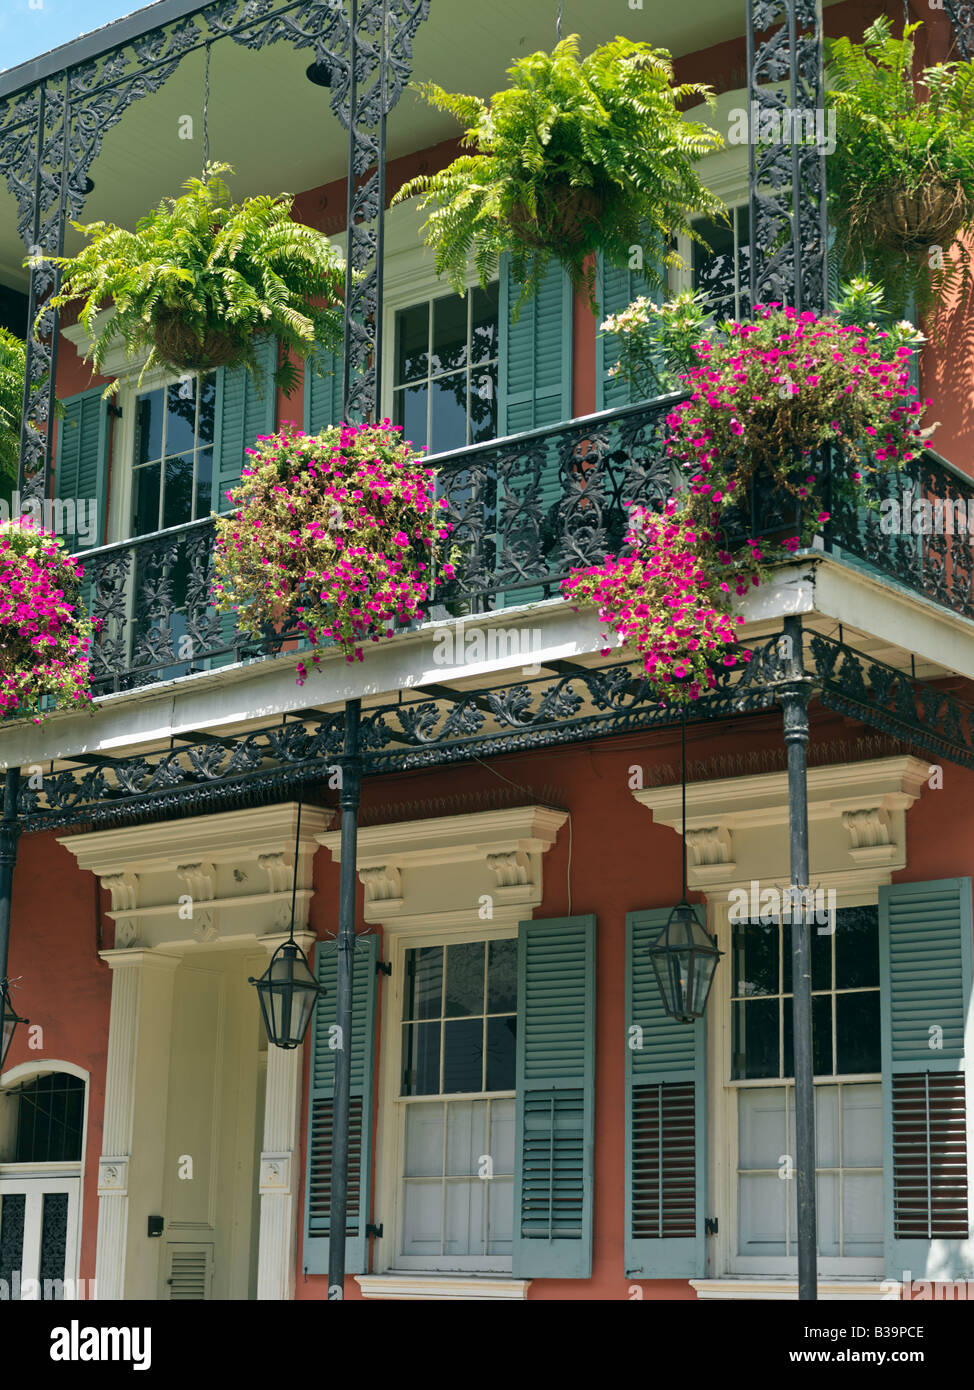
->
131, 373, 216, 537
11, 1074, 84, 1164
730, 906, 883, 1267
692, 204, 751, 322
396, 937, 517, 1271
393, 287, 499, 456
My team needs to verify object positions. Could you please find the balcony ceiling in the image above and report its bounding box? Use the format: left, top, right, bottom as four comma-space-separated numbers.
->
0, 0, 843, 291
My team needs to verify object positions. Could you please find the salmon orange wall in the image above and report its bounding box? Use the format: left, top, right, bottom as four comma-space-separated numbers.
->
4, 828, 111, 1293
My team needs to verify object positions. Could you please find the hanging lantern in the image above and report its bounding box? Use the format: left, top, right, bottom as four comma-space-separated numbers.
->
648, 900, 722, 1023
649, 712, 723, 1023
249, 796, 325, 1048
0, 985, 28, 1070
250, 939, 324, 1049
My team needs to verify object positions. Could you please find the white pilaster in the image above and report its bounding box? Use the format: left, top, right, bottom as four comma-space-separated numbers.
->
255, 930, 315, 1301
95, 949, 180, 1300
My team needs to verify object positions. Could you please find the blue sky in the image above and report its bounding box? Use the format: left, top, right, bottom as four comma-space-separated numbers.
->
1, 0, 153, 75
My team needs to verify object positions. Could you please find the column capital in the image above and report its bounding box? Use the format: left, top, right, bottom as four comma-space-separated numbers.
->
97, 947, 182, 972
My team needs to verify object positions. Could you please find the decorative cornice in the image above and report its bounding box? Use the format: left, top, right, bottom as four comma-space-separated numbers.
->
355, 1275, 531, 1301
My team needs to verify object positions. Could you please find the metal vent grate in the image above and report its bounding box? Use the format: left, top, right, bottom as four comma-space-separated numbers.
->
893, 1072, 969, 1239
166, 1244, 213, 1300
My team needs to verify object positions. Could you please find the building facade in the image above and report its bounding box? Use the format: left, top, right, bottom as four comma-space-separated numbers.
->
0, 0, 973, 1302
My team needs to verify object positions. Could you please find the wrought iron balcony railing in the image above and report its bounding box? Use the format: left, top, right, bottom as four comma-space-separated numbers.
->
80, 398, 974, 697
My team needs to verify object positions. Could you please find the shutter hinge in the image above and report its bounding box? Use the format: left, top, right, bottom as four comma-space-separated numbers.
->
106, 403, 122, 418
705, 1218, 719, 1236
376, 959, 391, 977
366, 1223, 383, 1239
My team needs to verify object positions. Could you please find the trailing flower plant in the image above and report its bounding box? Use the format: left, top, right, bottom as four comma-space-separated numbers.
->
393, 36, 725, 313
39, 163, 345, 395
566, 294, 928, 702
212, 421, 454, 677
0, 519, 95, 723
826, 17, 974, 315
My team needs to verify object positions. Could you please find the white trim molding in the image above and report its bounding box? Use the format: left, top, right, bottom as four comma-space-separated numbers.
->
633, 755, 929, 893
691, 1279, 892, 1301
356, 1274, 531, 1301
318, 805, 566, 925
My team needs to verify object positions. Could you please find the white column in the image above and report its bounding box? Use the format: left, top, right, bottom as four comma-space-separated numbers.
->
95, 949, 179, 1301
255, 930, 315, 1301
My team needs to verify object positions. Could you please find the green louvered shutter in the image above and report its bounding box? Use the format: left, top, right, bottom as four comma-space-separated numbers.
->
303, 933, 380, 1276
595, 253, 661, 410
210, 336, 278, 663
496, 256, 573, 608
212, 334, 278, 514
512, 915, 595, 1279
303, 347, 343, 436
55, 386, 109, 553
625, 909, 708, 1279
879, 878, 974, 1280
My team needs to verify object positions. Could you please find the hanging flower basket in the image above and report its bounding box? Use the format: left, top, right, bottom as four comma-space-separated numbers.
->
507, 183, 605, 251
151, 310, 251, 372
868, 178, 971, 256
212, 421, 456, 678
0, 519, 95, 724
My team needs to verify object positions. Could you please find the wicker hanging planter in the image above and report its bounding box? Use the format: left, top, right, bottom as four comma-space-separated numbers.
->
867, 178, 971, 256
152, 310, 250, 371
507, 182, 605, 251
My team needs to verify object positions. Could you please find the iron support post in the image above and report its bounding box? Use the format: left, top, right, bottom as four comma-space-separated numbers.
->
327, 699, 362, 1297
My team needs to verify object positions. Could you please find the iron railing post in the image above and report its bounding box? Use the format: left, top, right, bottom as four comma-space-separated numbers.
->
0, 770, 23, 1039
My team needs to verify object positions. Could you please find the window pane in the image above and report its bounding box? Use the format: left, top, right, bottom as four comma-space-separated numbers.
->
197, 373, 216, 446
445, 1099, 486, 1176
165, 382, 198, 456
404, 1102, 443, 1176
135, 390, 163, 464
835, 907, 880, 989
163, 455, 195, 530
487, 939, 518, 1014
195, 448, 212, 517
432, 293, 469, 374
491, 1099, 516, 1174
842, 1083, 882, 1167
733, 997, 778, 1079
843, 1174, 883, 1256
782, 919, 831, 994
836, 991, 881, 1074
402, 1021, 440, 1096
429, 374, 468, 453
471, 284, 499, 364
783, 993, 833, 1077
739, 1175, 787, 1256
470, 365, 497, 442
396, 384, 427, 454
485, 1016, 517, 1092
402, 1182, 442, 1256
692, 216, 736, 322
445, 1179, 484, 1255
733, 919, 778, 998
404, 946, 442, 1021
487, 1178, 514, 1255
396, 303, 429, 383
444, 941, 484, 1017
131, 462, 161, 536
443, 1019, 483, 1094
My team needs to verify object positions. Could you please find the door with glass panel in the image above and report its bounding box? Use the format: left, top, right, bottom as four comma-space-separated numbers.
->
730, 905, 884, 1274
396, 937, 517, 1272
128, 372, 217, 682
0, 1178, 80, 1300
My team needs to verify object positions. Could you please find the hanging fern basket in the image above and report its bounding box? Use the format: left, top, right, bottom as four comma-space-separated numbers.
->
507, 182, 605, 251
152, 309, 251, 372
867, 178, 971, 256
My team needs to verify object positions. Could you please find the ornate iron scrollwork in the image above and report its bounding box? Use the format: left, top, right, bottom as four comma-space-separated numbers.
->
944, 1, 974, 60
746, 0, 829, 314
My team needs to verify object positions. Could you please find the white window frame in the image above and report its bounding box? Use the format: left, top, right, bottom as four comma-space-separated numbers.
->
372, 913, 521, 1278
708, 883, 885, 1279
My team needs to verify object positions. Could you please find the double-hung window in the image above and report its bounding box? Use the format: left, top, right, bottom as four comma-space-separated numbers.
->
397, 937, 517, 1271
731, 905, 883, 1271
130, 373, 216, 537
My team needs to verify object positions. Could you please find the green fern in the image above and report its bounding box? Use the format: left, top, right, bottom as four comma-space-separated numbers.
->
36, 164, 345, 396
0, 328, 25, 483
392, 35, 726, 314
826, 17, 974, 316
